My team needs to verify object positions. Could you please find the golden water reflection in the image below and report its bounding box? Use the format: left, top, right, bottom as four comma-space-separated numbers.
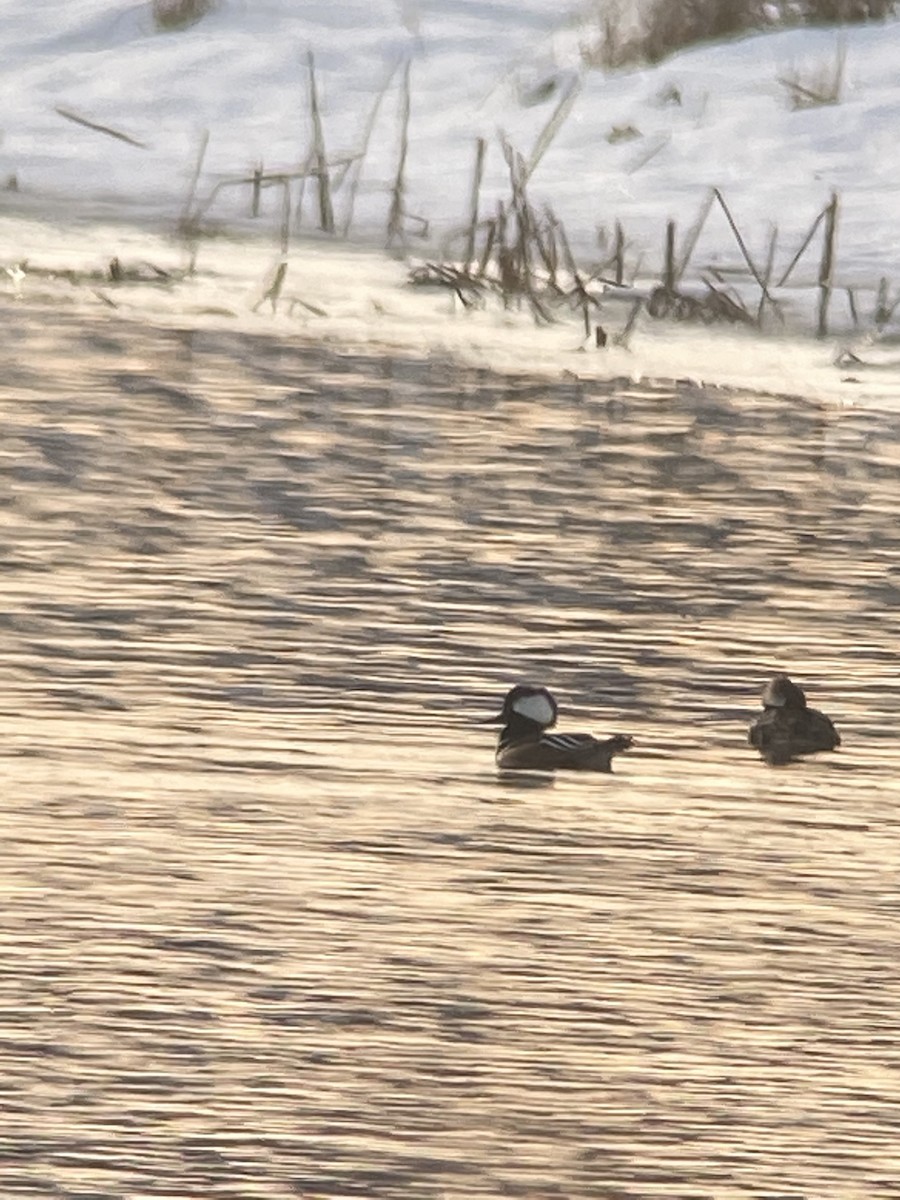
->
1, 305, 899, 1197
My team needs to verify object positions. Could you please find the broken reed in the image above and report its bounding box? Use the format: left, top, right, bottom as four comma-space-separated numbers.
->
648, 188, 840, 335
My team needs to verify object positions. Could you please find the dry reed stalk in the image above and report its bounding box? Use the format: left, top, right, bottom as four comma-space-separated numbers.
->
55, 106, 147, 148
180, 128, 209, 225
663, 219, 676, 292
713, 189, 775, 311
626, 133, 669, 175
251, 163, 263, 217
386, 60, 411, 247
279, 179, 292, 255
465, 138, 487, 268
525, 75, 581, 182
676, 187, 715, 282
501, 139, 553, 322
540, 205, 561, 290
871, 277, 900, 329
775, 206, 827, 288
817, 191, 838, 337
778, 40, 845, 110
177, 127, 209, 271
293, 151, 313, 231
616, 297, 642, 348
846, 288, 859, 330
553, 209, 594, 336
757, 223, 779, 326
341, 59, 401, 237
495, 201, 518, 304
614, 221, 625, 285
307, 51, 335, 234
476, 217, 497, 280
253, 260, 288, 314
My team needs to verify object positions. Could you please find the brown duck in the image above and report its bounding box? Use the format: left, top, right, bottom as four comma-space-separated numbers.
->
749, 674, 840, 765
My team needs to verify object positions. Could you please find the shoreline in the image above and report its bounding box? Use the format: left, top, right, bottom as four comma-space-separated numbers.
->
2, 209, 898, 410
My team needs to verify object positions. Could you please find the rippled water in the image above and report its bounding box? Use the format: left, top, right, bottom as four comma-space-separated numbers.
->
2, 303, 900, 1198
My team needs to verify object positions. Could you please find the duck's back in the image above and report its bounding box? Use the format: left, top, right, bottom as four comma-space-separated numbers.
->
750, 705, 840, 763
498, 732, 633, 772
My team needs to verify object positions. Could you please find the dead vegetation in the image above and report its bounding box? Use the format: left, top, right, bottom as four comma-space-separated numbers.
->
408, 137, 856, 345
54, 107, 147, 149
4, 40, 895, 348
151, 0, 215, 32
578, 0, 893, 70
778, 40, 846, 108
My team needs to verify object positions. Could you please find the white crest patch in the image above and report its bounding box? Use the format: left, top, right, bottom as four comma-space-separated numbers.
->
512, 691, 555, 726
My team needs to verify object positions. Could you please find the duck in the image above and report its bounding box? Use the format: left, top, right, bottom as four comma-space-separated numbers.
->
482, 684, 634, 772
749, 674, 840, 764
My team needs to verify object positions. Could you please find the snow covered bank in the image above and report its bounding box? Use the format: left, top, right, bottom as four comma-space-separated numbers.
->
3, 3, 900, 402
2, 3, 900, 282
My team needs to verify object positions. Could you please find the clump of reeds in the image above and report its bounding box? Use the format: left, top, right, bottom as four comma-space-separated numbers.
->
409, 133, 610, 337
578, 0, 892, 71
151, 0, 215, 32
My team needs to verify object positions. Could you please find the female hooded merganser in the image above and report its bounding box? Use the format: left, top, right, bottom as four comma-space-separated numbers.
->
749, 674, 840, 764
482, 684, 634, 772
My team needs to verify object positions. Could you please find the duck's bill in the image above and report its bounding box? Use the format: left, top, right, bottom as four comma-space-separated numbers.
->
476, 712, 505, 724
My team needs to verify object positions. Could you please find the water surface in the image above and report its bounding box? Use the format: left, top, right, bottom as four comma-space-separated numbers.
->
1, 304, 899, 1198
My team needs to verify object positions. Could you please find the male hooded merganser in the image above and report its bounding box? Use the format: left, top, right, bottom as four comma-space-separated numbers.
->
482, 684, 634, 772
749, 674, 840, 764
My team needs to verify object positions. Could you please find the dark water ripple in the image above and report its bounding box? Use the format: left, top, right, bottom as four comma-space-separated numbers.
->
1, 301, 900, 1198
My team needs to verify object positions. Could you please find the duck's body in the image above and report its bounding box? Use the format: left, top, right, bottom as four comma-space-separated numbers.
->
749, 674, 840, 764
484, 685, 633, 772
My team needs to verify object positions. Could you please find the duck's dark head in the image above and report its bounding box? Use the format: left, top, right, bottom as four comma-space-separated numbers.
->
482, 684, 559, 730
761, 674, 807, 711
